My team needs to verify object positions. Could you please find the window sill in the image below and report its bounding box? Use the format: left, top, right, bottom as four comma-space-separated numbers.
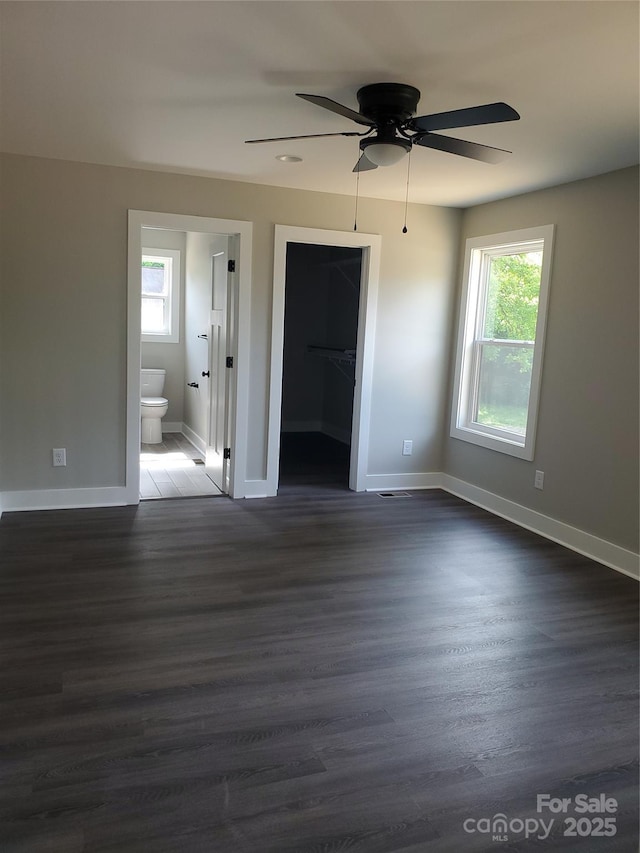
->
142, 333, 180, 344
450, 424, 534, 461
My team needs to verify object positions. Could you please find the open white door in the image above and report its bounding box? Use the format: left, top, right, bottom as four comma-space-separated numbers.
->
205, 237, 230, 493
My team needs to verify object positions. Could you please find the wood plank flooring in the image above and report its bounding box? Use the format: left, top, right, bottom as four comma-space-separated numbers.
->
0, 490, 637, 852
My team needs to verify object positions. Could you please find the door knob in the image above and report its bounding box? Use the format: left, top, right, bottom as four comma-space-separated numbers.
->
201, 371, 210, 377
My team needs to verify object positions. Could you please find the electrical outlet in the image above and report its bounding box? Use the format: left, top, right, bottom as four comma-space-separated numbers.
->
402, 439, 413, 456
534, 470, 544, 490
52, 448, 66, 467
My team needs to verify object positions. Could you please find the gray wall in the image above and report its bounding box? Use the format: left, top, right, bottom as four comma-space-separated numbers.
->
443, 167, 639, 553
0, 152, 460, 490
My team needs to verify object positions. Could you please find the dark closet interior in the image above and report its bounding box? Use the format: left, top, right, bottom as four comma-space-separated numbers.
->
279, 243, 362, 490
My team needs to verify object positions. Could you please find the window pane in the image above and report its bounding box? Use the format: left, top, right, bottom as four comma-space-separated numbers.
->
142, 262, 168, 296
483, 251, 542, 341
141, 297, 166, 333
474, 344, 533, 435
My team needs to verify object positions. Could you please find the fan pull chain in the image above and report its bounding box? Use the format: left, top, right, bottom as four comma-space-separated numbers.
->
353, 165, 360, 231
402, 148, 412, 234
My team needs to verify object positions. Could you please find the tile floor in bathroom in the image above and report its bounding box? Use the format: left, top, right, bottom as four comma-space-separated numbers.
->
140, 433, 224, 500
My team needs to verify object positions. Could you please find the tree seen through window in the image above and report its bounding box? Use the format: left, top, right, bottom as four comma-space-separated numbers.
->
475, 252, 543, 434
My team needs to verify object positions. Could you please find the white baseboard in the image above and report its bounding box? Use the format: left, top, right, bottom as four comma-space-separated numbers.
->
161, 422, 183, 433
180, 423, 206, 456
440, 474, 639, 580
364, 472, 443, 492
241, 480, 274, 499
0, 487, 132, 513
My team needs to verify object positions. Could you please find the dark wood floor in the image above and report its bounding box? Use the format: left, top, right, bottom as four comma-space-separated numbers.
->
0, 489, 637, 852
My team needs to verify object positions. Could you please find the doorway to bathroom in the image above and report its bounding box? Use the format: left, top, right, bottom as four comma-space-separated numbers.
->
127, 211, 253, 504
140, 227, 231, 500
138, 228, 231, 500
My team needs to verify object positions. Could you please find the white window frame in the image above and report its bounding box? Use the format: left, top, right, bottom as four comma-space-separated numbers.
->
141, 247, 181, 343
450, 225, 554, 460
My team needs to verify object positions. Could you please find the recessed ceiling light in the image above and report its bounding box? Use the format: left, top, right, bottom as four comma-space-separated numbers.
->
275, 154, 302, 163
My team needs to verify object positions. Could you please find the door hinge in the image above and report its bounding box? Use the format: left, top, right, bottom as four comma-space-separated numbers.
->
227, 259, 236, 273
223, 447, 231, 460
226, 356, 233, 368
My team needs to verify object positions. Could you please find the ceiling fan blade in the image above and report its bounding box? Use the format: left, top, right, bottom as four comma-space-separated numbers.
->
297, 93, 375, 127
415, 133, 511, 163
410, 102, 520, 133
245, 130, 364, 144
352, 153, 378, 173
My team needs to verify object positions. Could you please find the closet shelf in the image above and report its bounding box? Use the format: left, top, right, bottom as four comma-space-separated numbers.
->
307, 345, 356, 382
307, 345, 356, 364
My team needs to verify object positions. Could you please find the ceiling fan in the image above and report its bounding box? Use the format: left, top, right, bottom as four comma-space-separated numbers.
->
246, 82, 520, 171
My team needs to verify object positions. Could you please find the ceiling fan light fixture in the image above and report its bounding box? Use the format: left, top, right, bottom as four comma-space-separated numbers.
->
247, 84, 520, 173
361, 138, 411, 167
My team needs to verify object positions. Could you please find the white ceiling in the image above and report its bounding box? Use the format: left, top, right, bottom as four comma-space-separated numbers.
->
1, 1, 637, 207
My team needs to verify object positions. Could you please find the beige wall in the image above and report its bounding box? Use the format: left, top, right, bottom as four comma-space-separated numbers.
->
443, 167, 639, 553
0, 152, 461, 490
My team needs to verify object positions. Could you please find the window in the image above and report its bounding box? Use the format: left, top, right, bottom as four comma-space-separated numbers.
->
141, 248, 180, 343
450, 225, 554, 460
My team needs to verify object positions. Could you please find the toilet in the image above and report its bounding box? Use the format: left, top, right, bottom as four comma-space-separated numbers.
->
140, 368, 169, 444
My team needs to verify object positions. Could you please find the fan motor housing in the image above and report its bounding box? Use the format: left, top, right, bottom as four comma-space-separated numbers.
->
356, 83, 421, 123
